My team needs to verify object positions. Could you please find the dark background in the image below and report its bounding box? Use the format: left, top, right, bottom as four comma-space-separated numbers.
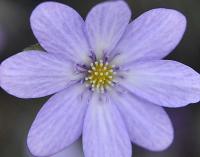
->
0, 0, 200, 157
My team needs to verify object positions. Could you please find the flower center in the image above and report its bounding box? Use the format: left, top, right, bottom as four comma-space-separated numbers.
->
85, 60, 115, 93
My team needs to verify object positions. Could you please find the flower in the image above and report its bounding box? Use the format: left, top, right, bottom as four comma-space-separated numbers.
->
0, 1, 200, 157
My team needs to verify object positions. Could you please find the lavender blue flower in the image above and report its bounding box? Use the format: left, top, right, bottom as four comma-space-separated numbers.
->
0, 1, 200, 157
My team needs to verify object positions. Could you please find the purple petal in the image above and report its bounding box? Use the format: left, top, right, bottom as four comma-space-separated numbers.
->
110, 91, 173, 151
111, 9, 186, 66
27, 139, 83, 157
0, 51, 80, 98
85, 1, 131, 59
30, 2, 90, 63
51, 139, 83, 157
118, 60, 200, 107
83, 94, 131, 157
27, 85, 90, 156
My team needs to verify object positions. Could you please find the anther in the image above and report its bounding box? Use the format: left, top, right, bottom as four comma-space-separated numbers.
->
107, 80, 112, 84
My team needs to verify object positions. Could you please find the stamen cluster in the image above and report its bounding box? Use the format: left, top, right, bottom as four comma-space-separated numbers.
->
85, 60, 115, 93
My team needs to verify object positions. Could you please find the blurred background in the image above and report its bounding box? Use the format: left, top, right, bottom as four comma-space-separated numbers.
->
0, 0, 200, 157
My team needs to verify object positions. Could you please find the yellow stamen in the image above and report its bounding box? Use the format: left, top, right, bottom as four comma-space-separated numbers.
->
85, 60, 116, 93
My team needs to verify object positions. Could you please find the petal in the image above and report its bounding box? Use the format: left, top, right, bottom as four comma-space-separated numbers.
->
83, 94, 131, 157
110, 91, 173, 151
111, 9, 186, 66
51, 139, 83, 157
85, 1, 131, 59
27, 85, 90, 157
27, 139, 83, 157
31, 2, 90, 63
0, 51, 80, 98
118, 60, 200, 107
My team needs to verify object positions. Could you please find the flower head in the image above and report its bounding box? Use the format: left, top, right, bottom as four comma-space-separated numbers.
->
1, 1, 200, 157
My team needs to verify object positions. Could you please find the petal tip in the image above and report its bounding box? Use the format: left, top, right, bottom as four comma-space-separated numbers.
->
27, 132, 54, 157
27, 135, 41, 157
155, 8, 187, 30
143, 121, 174, 152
